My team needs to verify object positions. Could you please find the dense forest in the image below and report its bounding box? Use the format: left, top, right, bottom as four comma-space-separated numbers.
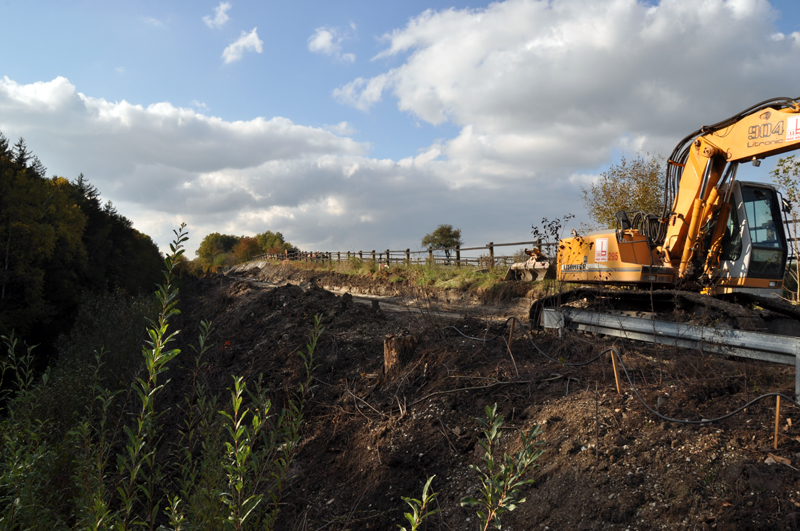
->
0, 132, 164, 363
0, 132, 319, 530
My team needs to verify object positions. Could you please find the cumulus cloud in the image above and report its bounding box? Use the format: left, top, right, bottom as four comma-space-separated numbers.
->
222, 28, 263, 63
0, 74, 558, 255
337, 0, 800, 185
323, 121, 355, 135
203, 2, 231, 28
0, 76, 383, 251
308, 26, 356, 62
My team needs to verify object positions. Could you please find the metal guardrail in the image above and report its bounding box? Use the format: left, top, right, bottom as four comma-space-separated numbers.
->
541, 308, 800, 399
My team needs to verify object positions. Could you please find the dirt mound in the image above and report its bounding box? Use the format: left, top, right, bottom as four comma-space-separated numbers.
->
170, 267, 800, 530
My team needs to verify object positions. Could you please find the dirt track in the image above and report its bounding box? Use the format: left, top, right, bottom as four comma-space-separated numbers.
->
172, 262, 800, 530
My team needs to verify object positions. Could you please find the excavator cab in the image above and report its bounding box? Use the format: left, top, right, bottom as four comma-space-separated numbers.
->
715, 182, 787, 296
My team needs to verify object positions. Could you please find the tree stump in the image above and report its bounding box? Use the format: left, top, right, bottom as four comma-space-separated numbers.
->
384, 333, 419, 375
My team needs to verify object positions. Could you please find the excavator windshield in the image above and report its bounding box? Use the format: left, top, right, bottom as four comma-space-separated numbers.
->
741, 185, 786, 279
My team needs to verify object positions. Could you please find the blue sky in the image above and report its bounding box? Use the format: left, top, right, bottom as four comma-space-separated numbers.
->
1, 0, 800, 255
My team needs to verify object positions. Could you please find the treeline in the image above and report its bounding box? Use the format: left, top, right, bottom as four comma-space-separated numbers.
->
192, 230, 296, 272
0, 133, 163, 359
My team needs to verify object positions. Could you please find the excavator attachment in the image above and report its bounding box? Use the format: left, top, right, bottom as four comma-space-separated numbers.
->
503, 247, 553, 281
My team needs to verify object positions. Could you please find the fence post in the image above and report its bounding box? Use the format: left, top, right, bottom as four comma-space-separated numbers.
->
386, 249, 390, 266
456, 245, 461, 267
488, 242, 494, 269
406, 249, 410, 264
372, 250, 376, 262
428, 247, 433, 264
337, 251, 341, 262
359, 250, 363, 261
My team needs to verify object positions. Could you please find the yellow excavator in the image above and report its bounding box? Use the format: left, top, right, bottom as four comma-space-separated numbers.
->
558, 97, 800, 298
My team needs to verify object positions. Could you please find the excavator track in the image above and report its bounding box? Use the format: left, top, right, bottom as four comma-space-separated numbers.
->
530, 287, 800, 337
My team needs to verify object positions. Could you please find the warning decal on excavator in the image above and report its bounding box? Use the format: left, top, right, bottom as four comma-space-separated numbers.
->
595, 238, 608, 262
788, 117, 800, 142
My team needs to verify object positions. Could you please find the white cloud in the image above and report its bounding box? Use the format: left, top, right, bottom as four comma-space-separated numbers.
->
308, 26, 356, 62
324, 121, 355, 135
222, 28, 263, 63
143, 16, 163, 27
190, 100, 209, 111
0, 76, 381, 252
336, 0, 800, 186
308, 27, 337, 55
203, 2, 231, 28
333, 73, 391, 110
0, 74, 550, 255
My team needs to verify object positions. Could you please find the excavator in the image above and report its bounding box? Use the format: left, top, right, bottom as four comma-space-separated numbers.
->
532, 97, 800, 331
559, 97, 800, 296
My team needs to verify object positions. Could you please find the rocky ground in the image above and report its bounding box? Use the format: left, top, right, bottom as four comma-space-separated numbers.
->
171, 262, 800, 530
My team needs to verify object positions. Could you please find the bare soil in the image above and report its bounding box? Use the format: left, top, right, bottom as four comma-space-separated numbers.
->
171, 263, 800, 530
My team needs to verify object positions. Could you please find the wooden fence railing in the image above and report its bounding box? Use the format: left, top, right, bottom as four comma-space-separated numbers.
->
253, 240, 558, 269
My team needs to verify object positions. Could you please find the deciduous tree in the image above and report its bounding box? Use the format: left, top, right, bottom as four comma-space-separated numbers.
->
421, 224, 463, 261
772, 155, 800, 300
580, 153, 665, 229
256, 230, 295, 254
233, 236, 261, 262
196, 232, 240, 267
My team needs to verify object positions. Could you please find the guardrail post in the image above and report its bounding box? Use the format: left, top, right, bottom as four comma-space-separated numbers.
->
488, 242, 494, 269
456, 245, 461, 267
796, 349, 799, 402
406, 249, 410, 264
386, 249, 390, 266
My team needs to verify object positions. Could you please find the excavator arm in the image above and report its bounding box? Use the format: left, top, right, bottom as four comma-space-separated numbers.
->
660, 99, 800, 281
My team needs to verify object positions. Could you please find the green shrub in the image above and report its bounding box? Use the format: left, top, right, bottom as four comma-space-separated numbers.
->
461, 404, 544, 530
398, 475, 439, 531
